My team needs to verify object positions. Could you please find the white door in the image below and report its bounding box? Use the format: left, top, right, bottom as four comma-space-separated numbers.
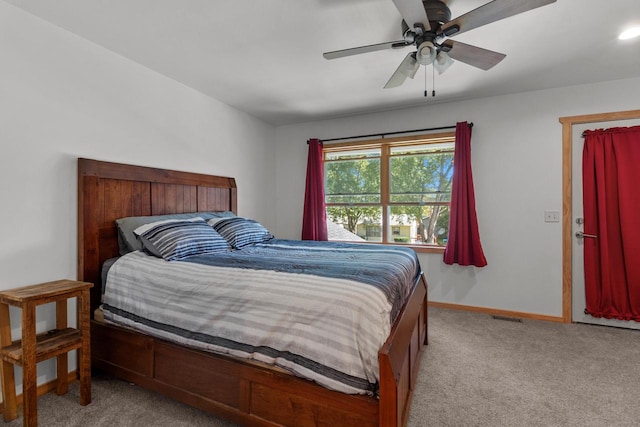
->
571, 118, 640, 328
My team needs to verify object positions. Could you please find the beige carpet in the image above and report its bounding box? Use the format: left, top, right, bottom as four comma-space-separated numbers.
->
7, 306, 640, 426
408, 307, 640, 427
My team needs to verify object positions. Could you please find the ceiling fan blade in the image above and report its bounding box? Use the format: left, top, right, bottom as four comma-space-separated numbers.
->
384, 52, 419, 89
323, 40, 408, 60
440, 0, 556, 37
441, 40, 505, 70
392, 0, 431, 31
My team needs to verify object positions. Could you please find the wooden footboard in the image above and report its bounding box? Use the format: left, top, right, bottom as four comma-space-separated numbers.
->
379, 274, 428, 427
92, 321, 380, 427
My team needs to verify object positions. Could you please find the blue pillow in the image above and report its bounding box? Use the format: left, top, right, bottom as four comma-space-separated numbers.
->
208, 217, 273, 249
135, 218, 230, 261
116, 211, 236, 255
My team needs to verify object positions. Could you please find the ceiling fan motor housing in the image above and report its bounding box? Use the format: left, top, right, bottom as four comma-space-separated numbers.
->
401, 0, 451, 34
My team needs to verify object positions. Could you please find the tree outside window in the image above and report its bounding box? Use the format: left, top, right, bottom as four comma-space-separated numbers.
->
323, 133, 454, 248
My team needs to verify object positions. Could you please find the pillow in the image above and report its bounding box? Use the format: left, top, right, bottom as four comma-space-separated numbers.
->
115, 211, 236, 255
133, 216, 203, 236
208, 217, 273, 249
135, 218, 230, 261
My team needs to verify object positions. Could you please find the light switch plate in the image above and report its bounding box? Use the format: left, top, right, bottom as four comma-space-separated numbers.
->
544, 210, 560, 223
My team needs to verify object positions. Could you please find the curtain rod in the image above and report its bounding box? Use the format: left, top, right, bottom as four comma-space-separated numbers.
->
308, 123, 472, 144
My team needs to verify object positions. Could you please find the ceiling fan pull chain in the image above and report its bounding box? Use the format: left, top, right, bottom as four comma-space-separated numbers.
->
432, 65, 436, 97
424, 64, 428, 97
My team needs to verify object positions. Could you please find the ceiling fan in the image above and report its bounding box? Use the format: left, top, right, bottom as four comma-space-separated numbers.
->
323, 0, 557, 88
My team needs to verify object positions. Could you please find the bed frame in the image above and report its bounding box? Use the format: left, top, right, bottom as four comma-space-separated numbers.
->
77, 158, 428, 427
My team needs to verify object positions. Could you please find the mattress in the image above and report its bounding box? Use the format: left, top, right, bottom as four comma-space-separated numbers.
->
102, 239, 422, 395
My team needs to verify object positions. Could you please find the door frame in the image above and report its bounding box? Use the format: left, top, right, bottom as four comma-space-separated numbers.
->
559, 109, 640, 323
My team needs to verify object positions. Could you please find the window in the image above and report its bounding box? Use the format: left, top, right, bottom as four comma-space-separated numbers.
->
323, 132, 454, 249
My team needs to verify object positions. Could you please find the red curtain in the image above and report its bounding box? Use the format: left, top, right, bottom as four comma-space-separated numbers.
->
301, 138, 328, 241
582, 125, 640, 321
443, 122, 487, 267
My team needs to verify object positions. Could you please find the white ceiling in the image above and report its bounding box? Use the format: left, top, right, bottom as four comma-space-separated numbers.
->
6, 0, 640, 125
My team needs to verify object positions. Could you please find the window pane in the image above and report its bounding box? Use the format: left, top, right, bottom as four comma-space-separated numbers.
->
325, 148, 380, 160
389, 205, 450, 246
323, 136, 454, 247
326, 206, 382, 242
390, 142, 454, 155
325, 157, 380, 204
390, 147, 453, 203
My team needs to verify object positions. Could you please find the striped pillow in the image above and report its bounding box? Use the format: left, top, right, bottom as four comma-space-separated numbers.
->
135, 218, 230, 260
208, 217, 273, 249
116, 211, 236, 255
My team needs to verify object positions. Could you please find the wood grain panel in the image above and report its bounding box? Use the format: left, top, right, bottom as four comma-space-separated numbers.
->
198, 187, 229, 212
420, 304, 427, 345
79, 158, 236, 187
183, 185, 197, 212
103, 179, 123, 227
380, 276, 427, 383
78, 174, 100, 307
250, 382, 377, 427
397, 353, 410, 427
166, 184, 178, 214
102, 179, 152, 224
151, 182, 167, 215
133, 181, 152, 216
151, 183, 200, 215
98, 180, 152, 271
410, 319, 420, 389
154, 342, 242, 409
91, 322, 154, 377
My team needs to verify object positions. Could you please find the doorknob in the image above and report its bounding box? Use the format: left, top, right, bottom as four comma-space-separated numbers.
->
575, 231, 597, 239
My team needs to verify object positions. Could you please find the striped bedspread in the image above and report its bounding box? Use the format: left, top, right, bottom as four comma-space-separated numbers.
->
102, 239, 422, 395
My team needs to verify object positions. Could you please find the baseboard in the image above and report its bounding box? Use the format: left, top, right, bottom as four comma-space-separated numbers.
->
0, 370, 78, 415
428, 301, 566, 323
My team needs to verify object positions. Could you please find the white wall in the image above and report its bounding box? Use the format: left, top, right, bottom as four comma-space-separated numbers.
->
0, 2, 276, 389
275, 76, 640, 319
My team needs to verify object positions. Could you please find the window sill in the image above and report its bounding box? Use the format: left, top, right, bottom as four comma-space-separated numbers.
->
329, 240, 445, 254
408, 244, 445, 254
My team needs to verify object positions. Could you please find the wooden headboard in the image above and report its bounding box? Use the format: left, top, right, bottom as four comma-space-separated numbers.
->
77, 158, 237, 314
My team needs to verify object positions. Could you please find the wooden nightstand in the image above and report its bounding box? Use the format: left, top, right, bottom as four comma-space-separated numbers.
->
0, 280, 93, 426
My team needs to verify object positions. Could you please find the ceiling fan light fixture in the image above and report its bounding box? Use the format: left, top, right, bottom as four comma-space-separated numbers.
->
434, 51, 454, 74
416, 41, 437, 65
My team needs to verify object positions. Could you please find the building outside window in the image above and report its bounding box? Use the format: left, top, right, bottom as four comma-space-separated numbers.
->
323, 132, 454, 248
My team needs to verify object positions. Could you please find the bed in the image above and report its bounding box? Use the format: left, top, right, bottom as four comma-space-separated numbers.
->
77, 158, 428, 427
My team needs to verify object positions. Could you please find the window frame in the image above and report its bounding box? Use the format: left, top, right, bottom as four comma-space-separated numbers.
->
323, 131, 455, 253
